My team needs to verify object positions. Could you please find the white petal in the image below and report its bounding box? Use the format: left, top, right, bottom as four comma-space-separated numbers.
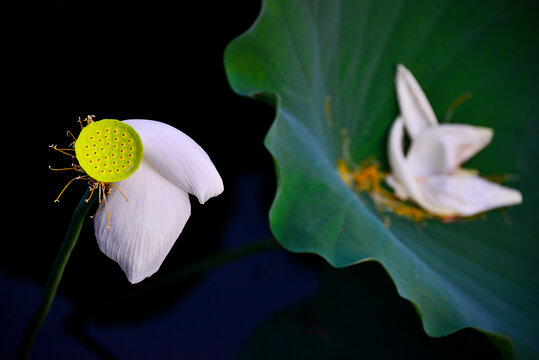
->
388, 117, 425, 202
384, 174, 409, 200
123, 119, 224, 204
396, 64, 438, 139
407, 124, 493, 177
419, 174, 523, 217
94, 159, 191, 284
387, 117, 456, 216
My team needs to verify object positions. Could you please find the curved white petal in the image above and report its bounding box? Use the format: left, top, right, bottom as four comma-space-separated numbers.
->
123, 119, 224, 204
388, 66, 522, 217
420, 174, 523, 217
387, 117, 457, 216
396, 64, 438, 139
407, 124, 493, 177
387, 117, 422, 201
384, 174, 409, 200
94, 159, 191, 284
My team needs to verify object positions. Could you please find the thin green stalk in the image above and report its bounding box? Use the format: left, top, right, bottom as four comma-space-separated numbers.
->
17, 189, 95, 359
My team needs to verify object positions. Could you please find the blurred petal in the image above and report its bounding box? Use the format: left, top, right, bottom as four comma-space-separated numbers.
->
388, 66, 522, 217
95, 159, 191, 284
385, 174, 409, 200
124, 119, 224, 204
420, 174, 523, 217
407, 124, 493, 177
396, 64, 438, 139
387, 117, 458, 216
387, 117, 421, 200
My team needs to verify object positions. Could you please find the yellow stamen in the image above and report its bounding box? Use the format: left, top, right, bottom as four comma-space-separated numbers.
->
352, 163, 385, 193
337, 159, 352, 186
67, 130, 77, 142
111, 183, 129, 202
49, 166, 77, 171
91, 186, 103, 219
325, 96, 334, 127
78, 115, 95, 129
337, 158, 430, 223
443, 91, 472, 123
393, 203, 427, 222
49, 145, 76, 157
86, 184, 96, 203
51, 115, 131, 230
103, 188, 111, 230
54, 176, 85, 203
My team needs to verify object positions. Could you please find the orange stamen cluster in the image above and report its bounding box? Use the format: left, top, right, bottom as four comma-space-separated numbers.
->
337, 158, 431, 224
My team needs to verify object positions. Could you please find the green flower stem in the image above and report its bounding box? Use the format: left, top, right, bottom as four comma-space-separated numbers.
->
17, 189, 95, 360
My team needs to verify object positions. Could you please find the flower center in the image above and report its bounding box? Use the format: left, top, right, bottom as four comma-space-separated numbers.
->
74, 119, 143, 182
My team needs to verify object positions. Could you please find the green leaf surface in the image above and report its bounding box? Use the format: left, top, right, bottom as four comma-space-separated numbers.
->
225, 0, 539, 358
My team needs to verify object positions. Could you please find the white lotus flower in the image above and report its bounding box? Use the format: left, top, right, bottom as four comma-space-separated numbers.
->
386, 64, 522, 218
93, 119, 223, 283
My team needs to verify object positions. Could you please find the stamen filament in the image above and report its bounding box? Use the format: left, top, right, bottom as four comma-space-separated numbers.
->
66, 130, 77, 142
85, 185, 96, 203
111, 183, 129, 202
49, 166, 76, 171
91, 185, 103, 219
103, 190, 111, 229
77, 115, 95, 129
49, 145, 76, 157
443, 91, 472, 123
54, 177, 84, 203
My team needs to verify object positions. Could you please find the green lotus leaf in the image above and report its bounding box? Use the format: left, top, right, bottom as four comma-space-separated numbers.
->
225, 1, 539, 358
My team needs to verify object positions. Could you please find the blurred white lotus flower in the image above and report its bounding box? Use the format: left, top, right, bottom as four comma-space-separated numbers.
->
386, 64, 522, 218
94, 119, 223, 283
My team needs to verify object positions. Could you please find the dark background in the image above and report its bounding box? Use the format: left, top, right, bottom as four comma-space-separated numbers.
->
4, 1, 502, 359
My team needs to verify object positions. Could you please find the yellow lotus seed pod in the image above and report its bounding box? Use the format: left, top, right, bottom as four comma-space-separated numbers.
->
75, 119, 143, 182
